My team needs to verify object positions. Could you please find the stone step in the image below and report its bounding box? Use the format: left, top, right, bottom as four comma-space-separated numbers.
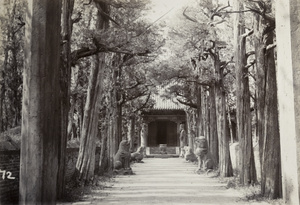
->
145, 146, 179, 155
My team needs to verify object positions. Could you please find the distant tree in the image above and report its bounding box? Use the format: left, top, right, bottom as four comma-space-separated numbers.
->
72, 0, 157, 184
0, 0, 25, 132
181, 0, 234, 177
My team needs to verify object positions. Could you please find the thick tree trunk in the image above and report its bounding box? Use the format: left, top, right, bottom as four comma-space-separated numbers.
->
98, 125, 109, 175
204, 90, 210, 141
209, 85, 219, 165
234, 0, 256, 185
186, 111, 195, 149
99, 52, 118, 173
196, 84, 203, 137
128, 116, 135, 151
0, 65, 3, 132
201, 87, 209, 138
214, 59, 233, 177
57, 0, 74, 198
75, 2, 109, 183
20, 0, 62, 203
254, 14, 281, 199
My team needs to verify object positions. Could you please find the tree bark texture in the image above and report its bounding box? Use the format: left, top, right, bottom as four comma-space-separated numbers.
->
20, 0, 62, 203
214, 58, 233, 177
128, 116, 136, 151
98, 125, 109, 175
57, 0, 75, 198
196, 84, 204, 137
234, 0, 257, 185
110, 53, 123, 153
201, 87, 209, 138
254, 14, 282, 198
186, 111, 195, 149
204, 90, 210, 142
75, 2, 109, 183
209, 85, 219, 165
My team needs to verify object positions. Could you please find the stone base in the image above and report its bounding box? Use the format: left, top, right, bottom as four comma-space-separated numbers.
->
145, 146, 179, 158
113, 168, 133, 175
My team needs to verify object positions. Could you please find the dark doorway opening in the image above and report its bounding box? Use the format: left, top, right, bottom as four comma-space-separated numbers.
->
148, 120, 178, 147
157, 121, 167, 144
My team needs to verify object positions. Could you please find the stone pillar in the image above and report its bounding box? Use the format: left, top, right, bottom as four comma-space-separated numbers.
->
141, 122, 148, 147
19, 0, 62, 204
276, 1, 300, 204
176, 122, 181, 145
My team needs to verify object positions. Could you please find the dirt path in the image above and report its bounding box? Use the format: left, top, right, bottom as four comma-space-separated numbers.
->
61, 158, 271, 205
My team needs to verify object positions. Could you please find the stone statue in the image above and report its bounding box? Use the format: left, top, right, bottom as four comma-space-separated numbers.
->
113, 139, 133, 175
184, 146, 197, 162
131, 146, 145, 162
194, 136, 214, 173
179, 124, 187, 158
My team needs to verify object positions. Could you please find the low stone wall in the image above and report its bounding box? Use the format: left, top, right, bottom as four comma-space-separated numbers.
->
0, 150, 20, 204
0, 147, 100, 204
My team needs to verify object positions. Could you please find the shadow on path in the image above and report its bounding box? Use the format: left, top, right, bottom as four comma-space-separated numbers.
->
59, 158, 271, 205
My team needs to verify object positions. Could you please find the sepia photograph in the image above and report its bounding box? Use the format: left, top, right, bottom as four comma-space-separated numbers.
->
0, 0, 298, 204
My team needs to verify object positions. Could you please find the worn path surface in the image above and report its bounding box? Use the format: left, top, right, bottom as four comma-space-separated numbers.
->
61, 158, 271, 205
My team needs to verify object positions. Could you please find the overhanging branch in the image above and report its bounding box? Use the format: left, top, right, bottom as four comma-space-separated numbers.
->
133, 92, 152, 113
71, 44, 150, 65
176, 98, 197, 109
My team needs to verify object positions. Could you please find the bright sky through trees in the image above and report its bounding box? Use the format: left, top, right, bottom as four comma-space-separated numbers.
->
147, 0, 189, 21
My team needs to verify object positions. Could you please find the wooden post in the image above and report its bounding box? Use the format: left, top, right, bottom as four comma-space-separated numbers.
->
20, 0, 62, 204
276, 0, 300, 204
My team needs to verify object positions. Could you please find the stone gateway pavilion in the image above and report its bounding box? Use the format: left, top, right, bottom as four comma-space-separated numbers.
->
141, 95, 186, 156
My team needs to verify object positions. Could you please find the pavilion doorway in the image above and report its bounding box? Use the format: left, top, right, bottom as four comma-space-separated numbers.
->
147, 120, 178, 147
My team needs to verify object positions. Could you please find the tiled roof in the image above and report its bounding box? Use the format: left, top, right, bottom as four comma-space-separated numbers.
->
152, 94, 184, 110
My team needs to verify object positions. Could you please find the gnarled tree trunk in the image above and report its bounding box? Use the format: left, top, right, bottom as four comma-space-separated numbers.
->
57, 0, 75, 198
233, 0, 256, 185
214, 58, 233, 177
254, 12, 281, 198
209, 85, 219, 165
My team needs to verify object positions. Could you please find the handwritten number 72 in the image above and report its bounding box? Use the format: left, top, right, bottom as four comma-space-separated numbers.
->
0, 169, 16, 180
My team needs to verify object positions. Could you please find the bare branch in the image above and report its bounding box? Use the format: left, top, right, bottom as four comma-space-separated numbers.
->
125, 89, 148, 103
223, 69, 232, 78
245, 59, 256, 69
71, 40, 150, 65
72, 12, 82, 24
176, 98, 197, 109
183, 7, 198, 23
266, 43, 276, 51
210, 2, 230, 20
241, 29, 254, 38
248, 69, 256, 81
220, 56, 234, 69
186, 80, 212, 87
94, 1, 120, 26
83, 0, 92, 6
13, 17, 25, 35
133, 92, 152, 113
126, 80, 141, 90
246, 51, 255, 60
222, 8, 274, 24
